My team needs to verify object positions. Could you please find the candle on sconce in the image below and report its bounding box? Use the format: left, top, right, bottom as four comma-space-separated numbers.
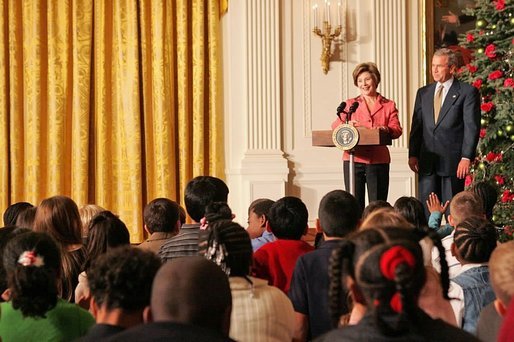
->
313, 5, 318, 28
327, 2, 331, 25
337, 2, 341, 26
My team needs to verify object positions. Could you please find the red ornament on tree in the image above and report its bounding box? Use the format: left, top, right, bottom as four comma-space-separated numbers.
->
465, 174, 473, 187
495, 0, 505, 10
485, 44, 497, 59
504, 78, 514, 88
488, 70, 503, 80
481, 102, 495, 112
466, 33, 474, 43
495, 175, 505, 185
472, 79, 483, 89
467, 64, 478, 73
480, 128, 487, 138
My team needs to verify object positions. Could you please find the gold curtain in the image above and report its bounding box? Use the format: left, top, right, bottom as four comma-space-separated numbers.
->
0, 0, 224, 242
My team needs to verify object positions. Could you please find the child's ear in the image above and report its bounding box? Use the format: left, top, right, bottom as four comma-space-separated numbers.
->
265, 221, 272, 232
347, 278, 365, 305
451, 242, 457, 257
303, 224, 309, 236
143, 306, 153, 323
494, 299, 508, 317
448, 215, 455, 227
259, 214, 267, 228
315, 218, 323, 233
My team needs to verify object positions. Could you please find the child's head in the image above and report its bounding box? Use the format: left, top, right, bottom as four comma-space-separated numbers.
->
3, 231, 60, 318
267, 196, 308, 240
184, 176, 229, 222
471, 181, 499, 221
489, 241, 514, 316
452, 216, 497, 264
79, 204, 106, 239
360, 208, 413, 231
3, 202, 34, 226
362, 200, 392, 220
143, 198, 181, 234
329, 227, 427, 334
318, 190, 361, 237
448, 191, 483, 226
246, 199, 274, 239
394, 197, 428, 232
205, 220, 252, 277
85, 211, 131, 271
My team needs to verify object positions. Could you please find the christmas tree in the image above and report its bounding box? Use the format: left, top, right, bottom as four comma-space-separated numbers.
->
457, 0, 514, 241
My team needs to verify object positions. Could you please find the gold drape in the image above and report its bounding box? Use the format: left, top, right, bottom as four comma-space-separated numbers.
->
0, 0, 224, 242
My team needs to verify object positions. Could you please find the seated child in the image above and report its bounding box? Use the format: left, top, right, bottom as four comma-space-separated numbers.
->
246, 198, 275, 251
450, 216, 497, 333
252, 196, 314, 293
0, 231, 94, 340
318, 227, 478, 341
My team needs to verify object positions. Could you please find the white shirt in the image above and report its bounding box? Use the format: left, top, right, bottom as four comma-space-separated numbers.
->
431, 230, 462, 279
435, 77, 454, 106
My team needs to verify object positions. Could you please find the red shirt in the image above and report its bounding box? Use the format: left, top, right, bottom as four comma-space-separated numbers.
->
252, 239, 314, 293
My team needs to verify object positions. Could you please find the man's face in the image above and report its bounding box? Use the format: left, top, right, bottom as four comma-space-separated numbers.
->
246, 210, 265, 239
432, 55, 455, 83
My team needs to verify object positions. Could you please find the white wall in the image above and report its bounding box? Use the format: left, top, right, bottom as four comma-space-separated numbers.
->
223, 0, 426, 226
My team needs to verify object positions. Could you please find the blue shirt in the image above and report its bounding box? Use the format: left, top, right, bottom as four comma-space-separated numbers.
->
251, 230, 276, 252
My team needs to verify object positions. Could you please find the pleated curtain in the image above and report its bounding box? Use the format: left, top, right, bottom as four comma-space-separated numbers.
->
0, 0, 225, 242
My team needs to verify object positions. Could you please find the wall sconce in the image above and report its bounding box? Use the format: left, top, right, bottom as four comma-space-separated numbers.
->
312, 1, 344, 74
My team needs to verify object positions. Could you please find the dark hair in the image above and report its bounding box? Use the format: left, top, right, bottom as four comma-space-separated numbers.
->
15, 207, 37, 229
144, 198, 180, 233
329, 227, 450, 335
362, 200, 393, 220
88, 246, 161, 311
1, 227, 21, 298
184, 176, 229, 222
471, 181, 499, 221
3, 202, 34, 226
454, 216, 497, 263
267, 196, 308, 240
84, 211, 131, 271
394, 197, 428, 233
248, 199, 275, 217
318, 190, 361, 237
3, 231, 60, 318
204, 202, 233, 223
205, 220, 252, 277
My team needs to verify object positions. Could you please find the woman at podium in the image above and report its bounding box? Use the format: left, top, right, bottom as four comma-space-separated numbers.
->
331, 62, 402, 210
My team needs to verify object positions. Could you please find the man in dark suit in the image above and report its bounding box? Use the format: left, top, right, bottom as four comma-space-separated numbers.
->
409, 48, 480, 217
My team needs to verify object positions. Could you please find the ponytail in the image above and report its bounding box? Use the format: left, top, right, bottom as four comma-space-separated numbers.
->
328, 240, 355, 328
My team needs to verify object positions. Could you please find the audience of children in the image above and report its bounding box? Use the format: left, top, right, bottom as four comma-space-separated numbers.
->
289, 190, 361, 341
0, 174, 510, 341
246, 198, 276, 251
204, 218, 295, 341
252, 196, 314, 293
318, 227, 479, 341
81, 246, 161, 340
137, 198, 181, 254
0, 231, 95, 340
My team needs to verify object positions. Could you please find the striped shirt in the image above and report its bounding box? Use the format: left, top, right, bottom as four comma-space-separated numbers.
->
158, 223, 201, 262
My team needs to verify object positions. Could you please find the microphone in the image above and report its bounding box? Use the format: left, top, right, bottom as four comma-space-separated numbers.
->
347, 102, 359, 122
336, 102, 346, 123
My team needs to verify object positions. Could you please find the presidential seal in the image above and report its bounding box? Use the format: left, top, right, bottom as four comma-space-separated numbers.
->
332, 124, 359, 151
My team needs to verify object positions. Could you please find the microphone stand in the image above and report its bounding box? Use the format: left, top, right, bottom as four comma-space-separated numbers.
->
346, 111, 356, 196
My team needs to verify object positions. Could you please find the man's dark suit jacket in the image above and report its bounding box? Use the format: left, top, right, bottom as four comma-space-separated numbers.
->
409, 78, 480, 176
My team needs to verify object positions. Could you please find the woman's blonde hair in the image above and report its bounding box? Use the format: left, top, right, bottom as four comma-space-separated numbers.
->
79, 204, 105, 239
352, 62, 381, 87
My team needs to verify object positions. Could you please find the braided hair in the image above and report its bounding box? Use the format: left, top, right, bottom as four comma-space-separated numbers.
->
454, 216, 498, 263
205, 219, 253, 279
328, 227, 451, 335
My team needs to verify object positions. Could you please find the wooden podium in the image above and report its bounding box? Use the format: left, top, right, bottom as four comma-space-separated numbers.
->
311, 127, 392, 195
311, 127, 392, 147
